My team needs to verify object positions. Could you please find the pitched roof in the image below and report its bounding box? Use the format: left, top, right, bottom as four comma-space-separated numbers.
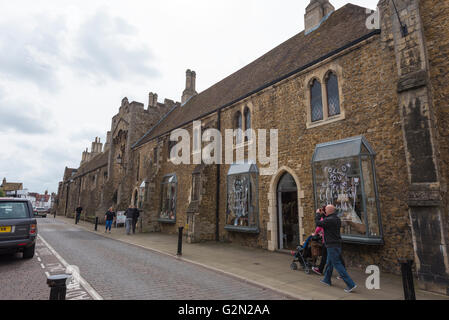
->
133, 3, 377, 149
72, 152, 109, 179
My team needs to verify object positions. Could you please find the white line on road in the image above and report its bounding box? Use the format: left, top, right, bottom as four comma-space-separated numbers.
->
37, 234, 103, 300
37, 257, 42, 262
40, 263, 45, 269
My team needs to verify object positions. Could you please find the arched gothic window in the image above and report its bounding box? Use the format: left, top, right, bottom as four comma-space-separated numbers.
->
310, 79, 323, 122
234, 111, 243, 144
326, 72, 340, 117
244, 107, 251, 141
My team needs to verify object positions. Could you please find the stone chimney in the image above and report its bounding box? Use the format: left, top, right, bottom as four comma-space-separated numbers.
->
91, 137, 103, 155
104, 131, 112, 151
2, 177, 6, 186
181, 69, 198, 105
148, 92, 158, 109
304, 0, 334, 35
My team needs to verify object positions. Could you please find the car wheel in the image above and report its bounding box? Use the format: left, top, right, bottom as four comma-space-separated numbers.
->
43, 215, 47, 218
23, 244, 35, 259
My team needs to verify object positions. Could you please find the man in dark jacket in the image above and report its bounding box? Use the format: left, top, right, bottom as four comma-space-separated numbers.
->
316, 204, 357, 293
125, 205, 139, 235
75, 206, 83, 224
132, 208, 140, 234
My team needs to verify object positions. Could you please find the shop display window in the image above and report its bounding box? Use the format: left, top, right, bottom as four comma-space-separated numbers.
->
312, 136, 383, 244
225, 162, 259, 233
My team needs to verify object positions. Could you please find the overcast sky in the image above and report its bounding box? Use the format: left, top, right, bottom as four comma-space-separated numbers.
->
0, 0, 379, 194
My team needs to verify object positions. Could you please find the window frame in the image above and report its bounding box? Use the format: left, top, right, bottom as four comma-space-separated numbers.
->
311, 136, 384, 245
305, 67, 345, 129
158, 173, 178, 224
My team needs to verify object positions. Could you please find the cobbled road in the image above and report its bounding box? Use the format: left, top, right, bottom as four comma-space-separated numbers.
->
0, 218, 289, 300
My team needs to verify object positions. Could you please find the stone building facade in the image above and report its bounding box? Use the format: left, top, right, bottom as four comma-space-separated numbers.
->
56, 0, 449, 295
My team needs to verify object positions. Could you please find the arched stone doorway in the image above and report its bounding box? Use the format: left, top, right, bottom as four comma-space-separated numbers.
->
277, 173, 299, 250
267, 167, 304, 251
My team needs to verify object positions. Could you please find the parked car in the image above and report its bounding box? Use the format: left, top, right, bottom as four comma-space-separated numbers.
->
0, 198, 37, 259
33, 207, 48, 218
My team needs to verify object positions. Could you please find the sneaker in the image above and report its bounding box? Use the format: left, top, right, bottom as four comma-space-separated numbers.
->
344, 284, 357, 293
320, 279, 331, 287
312, 267, 322, 275
337, 276, 342, 280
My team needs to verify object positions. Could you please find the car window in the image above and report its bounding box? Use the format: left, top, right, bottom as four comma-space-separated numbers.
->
0, 202, 29, 219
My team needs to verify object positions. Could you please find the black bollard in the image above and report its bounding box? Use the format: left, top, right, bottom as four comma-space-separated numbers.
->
47, 274, 71, 300
95, 217, 99, 231
177, 227, 184, 256
398, 259, 416, 300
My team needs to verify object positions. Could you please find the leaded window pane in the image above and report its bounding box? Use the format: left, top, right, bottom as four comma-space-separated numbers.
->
244, 107, 251, 141
311, 80, 323, 122
326, 73, 340, 117
235, 111, 243, 144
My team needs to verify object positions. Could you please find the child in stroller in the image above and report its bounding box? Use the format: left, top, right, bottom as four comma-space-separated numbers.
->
290, 234, 322, 274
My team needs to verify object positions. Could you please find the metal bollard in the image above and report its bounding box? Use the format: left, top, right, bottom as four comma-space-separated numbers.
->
47, 274, 71, 300
177, 227, 184, 256
95, 217, 99, 231
398, 259, 416, 300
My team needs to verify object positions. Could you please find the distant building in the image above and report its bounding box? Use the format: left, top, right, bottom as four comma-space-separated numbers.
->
1, 177, 24, 198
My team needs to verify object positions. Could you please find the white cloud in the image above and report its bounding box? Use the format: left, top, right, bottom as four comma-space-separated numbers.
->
0, 0, 379, 194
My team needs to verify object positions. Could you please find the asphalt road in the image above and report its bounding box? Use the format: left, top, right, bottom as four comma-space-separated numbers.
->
25, 218, 289, 300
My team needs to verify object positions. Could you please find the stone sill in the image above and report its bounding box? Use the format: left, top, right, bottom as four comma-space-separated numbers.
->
157, 218, 176, 224
342, 235, 384, 245
224, 225, 260, 234
306, 113, 345, 129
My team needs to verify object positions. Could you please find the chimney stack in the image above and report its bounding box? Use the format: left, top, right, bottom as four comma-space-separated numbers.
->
148, 92, 158, 108
182, 69, 198, 105
304, 0, 334, 35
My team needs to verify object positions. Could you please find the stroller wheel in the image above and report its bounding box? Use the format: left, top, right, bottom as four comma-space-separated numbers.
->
290, 262, 298, 271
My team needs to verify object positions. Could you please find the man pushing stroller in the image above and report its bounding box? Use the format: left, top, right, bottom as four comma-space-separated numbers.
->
316, 205, 357, 293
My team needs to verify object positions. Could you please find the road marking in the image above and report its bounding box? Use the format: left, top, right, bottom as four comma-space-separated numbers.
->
37, 234, 103, 300
37, 257, 42, 262
40, 263, 45, 269
45, 271, 50, 277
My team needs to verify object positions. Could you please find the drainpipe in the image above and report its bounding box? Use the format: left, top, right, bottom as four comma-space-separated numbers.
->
215, 109, 221, 242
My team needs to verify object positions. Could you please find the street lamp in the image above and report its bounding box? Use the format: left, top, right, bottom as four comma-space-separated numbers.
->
116, 154, 126, 169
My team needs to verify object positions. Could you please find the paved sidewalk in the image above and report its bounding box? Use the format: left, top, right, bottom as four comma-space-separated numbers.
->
54, 215, 448, 300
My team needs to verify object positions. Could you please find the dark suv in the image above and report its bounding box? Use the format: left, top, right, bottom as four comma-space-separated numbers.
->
0, 198, 37, 259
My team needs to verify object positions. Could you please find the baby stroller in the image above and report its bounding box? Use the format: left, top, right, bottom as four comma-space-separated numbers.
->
290, 234, 322, 274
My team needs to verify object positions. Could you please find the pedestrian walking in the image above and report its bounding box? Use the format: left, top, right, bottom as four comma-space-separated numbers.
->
316, 204, 357, 293
132, 208, 140, 234
125, 205, 138, 235
75, 206, 83, 224
105, 207, 116, 234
